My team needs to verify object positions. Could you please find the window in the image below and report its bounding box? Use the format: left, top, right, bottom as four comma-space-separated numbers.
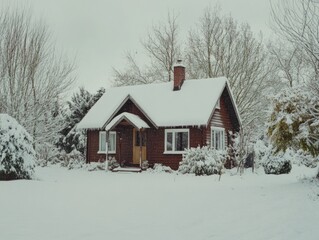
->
216, 98, 220, 109
108, 132, 116, 153
99, 131, 116, 153
211, 127, 225, 150
164, 129, 189, 153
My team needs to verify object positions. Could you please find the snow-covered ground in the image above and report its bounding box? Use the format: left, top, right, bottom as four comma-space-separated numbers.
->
0, 165, 318, 240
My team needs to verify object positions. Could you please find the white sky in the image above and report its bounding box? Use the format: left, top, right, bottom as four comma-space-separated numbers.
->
0, 0, 272, 93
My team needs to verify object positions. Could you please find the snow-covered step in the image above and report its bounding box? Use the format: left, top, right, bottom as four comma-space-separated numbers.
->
112, 167, 141, 173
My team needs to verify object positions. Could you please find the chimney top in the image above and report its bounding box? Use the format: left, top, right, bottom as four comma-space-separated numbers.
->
174, 59, 185, 68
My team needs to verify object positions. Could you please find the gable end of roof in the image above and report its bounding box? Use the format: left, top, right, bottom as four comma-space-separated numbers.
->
205, 80, 241, 129
102, 94, 158, 129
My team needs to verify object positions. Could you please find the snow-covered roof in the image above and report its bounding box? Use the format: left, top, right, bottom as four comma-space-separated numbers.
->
105, 112, 149, 131
78, 77, 240, 129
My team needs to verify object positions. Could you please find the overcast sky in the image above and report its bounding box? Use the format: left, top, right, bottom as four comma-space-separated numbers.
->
1, 0, 272, 93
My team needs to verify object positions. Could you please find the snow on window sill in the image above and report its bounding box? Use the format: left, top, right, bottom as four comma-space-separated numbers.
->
97, 151, 116, 154
163, 151, 185, 155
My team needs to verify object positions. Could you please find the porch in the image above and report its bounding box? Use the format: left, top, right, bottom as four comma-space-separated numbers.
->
104, 112, 149, 168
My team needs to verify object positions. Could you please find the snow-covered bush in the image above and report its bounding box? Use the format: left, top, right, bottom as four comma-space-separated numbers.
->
263, 151, 292, 175
255, 139, 317, 172
107, 157, 119, 171
290, 149, 318, 168
37, 142, 61, 166
84, 162, 106, 171
253, 139, 272, 167
179, 146, 226, 176
147, 163, 174, 173
141, 160, 149, 170
0, 114, 36, 180
59, 150, 85, 169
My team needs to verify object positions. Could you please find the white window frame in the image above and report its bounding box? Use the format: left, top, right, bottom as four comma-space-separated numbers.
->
211, 127, 225, 150
164, 129, 189, 154
98, 131, 116, 154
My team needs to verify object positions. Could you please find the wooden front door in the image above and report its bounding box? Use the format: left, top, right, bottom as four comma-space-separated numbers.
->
132, 128, 147, 165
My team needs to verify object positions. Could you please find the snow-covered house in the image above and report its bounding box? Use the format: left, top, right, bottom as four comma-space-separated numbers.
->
77, 63, 241, 170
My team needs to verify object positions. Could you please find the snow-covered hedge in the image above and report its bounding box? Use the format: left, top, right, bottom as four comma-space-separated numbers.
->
290, 149, 318, 168
263, 151, 292, 175
148, 163, 174, 173
84, 162, 106, 171
179, 146, 226, 176
253, 139, 318, 169
0, 114, 36, 180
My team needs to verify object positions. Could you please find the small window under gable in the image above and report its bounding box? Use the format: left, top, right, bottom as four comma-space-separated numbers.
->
99, 131, 116, 154
164, 129, 189, 154
211, 127, 225, 150
216, 98, 220, 109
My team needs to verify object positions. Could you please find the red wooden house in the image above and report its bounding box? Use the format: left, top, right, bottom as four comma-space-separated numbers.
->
77, 63, 241, 170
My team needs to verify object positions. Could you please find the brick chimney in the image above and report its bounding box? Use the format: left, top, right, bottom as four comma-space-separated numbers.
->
173, 60, 185, 91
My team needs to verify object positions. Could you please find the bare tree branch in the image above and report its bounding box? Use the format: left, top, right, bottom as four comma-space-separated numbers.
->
0, 7, 76, 152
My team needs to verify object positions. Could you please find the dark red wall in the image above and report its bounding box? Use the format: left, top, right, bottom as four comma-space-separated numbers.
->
87, 126, 204, 170
86, 130, 107, 163
146, 127, 204, 170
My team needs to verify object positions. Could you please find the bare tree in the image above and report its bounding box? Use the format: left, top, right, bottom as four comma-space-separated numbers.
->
185, 6, 223, 79
269, 42, 309, 88
186, 6, 277, 133
0, 8, 75, 155
271, 0, 319, 79
113, 12, 180, 86
142, 12, 180, 82
112, 52, 164, 86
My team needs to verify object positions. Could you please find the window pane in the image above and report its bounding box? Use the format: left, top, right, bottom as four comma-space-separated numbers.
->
100, 132, 106, 152
108, 133, 116, 152
220, 131, 224, 149
166, 132, 173, 151
211, 128, 224, 150
217, 131, 221, 149
216, 99, 220, 109
175, 132, 188, 151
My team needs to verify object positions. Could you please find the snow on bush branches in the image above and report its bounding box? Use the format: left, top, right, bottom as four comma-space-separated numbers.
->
179, 146, 226, 176
0, 114, 36, 180
263, 151, 292, 175
268, 85, 319, 156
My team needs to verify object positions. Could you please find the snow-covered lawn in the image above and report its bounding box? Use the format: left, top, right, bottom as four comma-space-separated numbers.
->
0, 166, 318, 240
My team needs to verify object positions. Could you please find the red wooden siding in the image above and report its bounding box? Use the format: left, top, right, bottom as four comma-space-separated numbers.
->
116, 99, 154, 128
147, 127, 204, 170
87, 130, 107, 163
206, 88, 238, 148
